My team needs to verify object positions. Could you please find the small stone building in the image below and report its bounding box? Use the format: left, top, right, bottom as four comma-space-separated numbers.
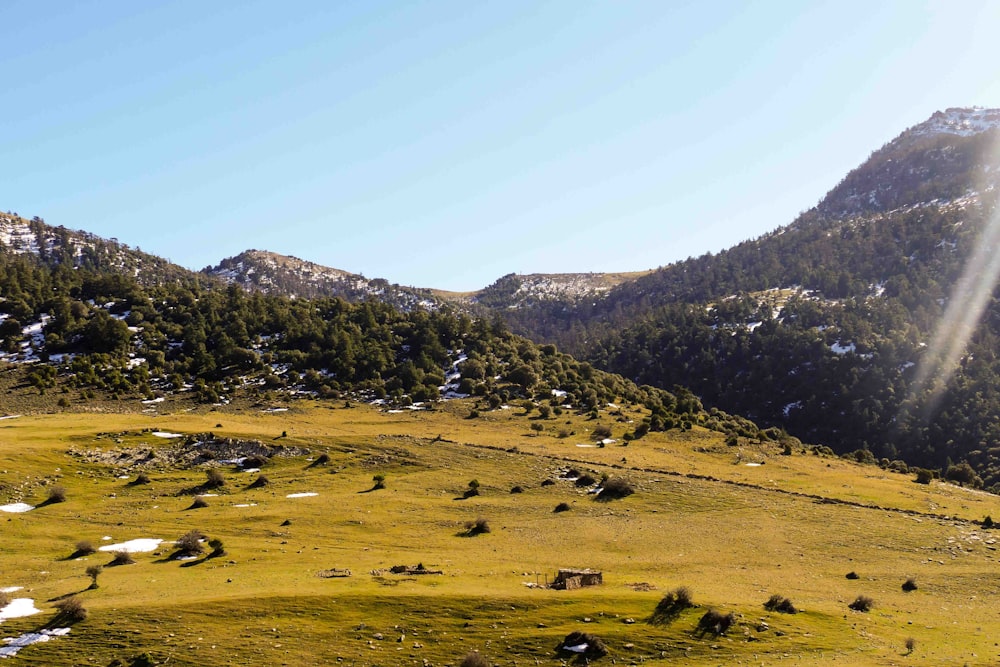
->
551, 568, 603, 590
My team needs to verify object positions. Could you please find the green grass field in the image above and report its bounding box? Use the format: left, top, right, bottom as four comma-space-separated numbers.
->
1, 399, 999, 666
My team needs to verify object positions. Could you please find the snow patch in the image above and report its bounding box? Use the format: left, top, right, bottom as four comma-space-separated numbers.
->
286, 492, 318, 498
0, 503, 34, 513
0, 628, 71, 657
98, 538, 162, 553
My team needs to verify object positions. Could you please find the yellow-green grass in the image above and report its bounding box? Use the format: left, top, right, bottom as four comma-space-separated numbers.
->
0, 402, 998, 665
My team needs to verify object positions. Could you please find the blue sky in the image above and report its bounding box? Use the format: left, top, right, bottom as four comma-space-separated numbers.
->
4, 1, 1000, 291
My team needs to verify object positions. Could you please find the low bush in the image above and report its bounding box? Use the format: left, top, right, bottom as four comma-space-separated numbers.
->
554, 502, 571, 513
510, 485, 524, 494
697, 609, 735, 635
47, 485, 67, 504
109, 550, 135, 566
204, 469, 225, 489
459, 652, 491, 667
902, 577, 918, 592
597, 478, 635, 501
53, 596, 87, 623
650, 586, 694, 624
242, 455, 266, 468
189, 496, 209, 509
464, 517, 490, 536
308, 453, 331, 468
556, 631, 607, 659
0, 591, 9, 608
372, 474, 386, 490
72, 540, 97, 558
848, 595, 874, 612
175, 530, 206, 558
574, 474, 597, 487
845, 571, 860, 580
208, 538, 226, 558
463, 479, 480, 498
540, 479, 555, 487
592, 424, 612, 439
131, 474, 151, 485
914, 468, 934, 485
248, 475, 270, 489
86, 564, 103, 589
763, 594, 797, 613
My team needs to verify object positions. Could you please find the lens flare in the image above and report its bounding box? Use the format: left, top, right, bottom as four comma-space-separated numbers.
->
907, 185, 1000, 420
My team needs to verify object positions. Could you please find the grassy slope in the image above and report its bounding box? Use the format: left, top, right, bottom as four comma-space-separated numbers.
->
1, 401, 999, 666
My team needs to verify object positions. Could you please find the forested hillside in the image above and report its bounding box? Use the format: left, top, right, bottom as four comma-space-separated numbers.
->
0, 234, 760, 447
491, 109, 1000, 487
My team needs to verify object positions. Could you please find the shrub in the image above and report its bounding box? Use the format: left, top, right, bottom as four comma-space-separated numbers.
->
914, 468, 934, 484
175, 530, 206, 558
985, 515, 995, 529
554, 502, 571, 513
697, 609, 735, 635
592, 424, 612, 440
73, 540, 97, 558
372, 474, 386, 490
208, 538, 225, 558
650, 586, 694, 624
248, 475, 270, 489
763, 594, 797, 613
109, 550, 135, 566
575, 474, 597, 487
47, 485, 67, 504
132, 473, 151, 485
85, 564, 103, 589
597, 478, 635, 501
845, 571, 860, 580
905, 637, 916, 654
242, 455, 266, 469
204, 469, 225, 489
0, 591, 9, 608
557, 428, 570, 439
540, 479, 555, 487
902, 577, 918, 592
53, 596, 88, 623
465, 517, 490, 536
530, 423, 544, 434
848, 595, 874, 612
309, 453, 331, 467
945, 462, 983, 488
464, 480, 480, 498
556, 631, 607, 659
189, 496, 209, 509
510, 485, 524, 494
459, 652, 491, 667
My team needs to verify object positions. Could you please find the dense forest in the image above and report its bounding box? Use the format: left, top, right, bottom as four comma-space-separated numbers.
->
0, 244, 761, 448
487, 126, 1000, 488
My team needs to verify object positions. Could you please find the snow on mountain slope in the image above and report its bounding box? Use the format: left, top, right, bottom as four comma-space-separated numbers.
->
911, 107, 1000, 138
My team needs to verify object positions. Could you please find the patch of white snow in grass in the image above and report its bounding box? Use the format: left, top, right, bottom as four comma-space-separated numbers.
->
0, 628, 70, 657
0, 598, 41, 621
98, 538, 162, 553
152, 431, 183, 438
0, 503, 34, 513
286, 492, 318, 498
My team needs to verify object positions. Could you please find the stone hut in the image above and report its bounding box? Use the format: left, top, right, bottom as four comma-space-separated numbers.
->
551, 568, 603, 590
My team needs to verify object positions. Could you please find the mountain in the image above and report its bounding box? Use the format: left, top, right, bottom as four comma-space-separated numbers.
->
0, 212, 200, 285
203, 250, 649, 314
492, 107, 1000, 486
465, 271, 652, 310
0, 221, 758, 451
202, 250, 448, 312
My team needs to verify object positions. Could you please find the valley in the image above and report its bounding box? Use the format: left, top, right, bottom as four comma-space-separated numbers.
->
2, 400, 999, 666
